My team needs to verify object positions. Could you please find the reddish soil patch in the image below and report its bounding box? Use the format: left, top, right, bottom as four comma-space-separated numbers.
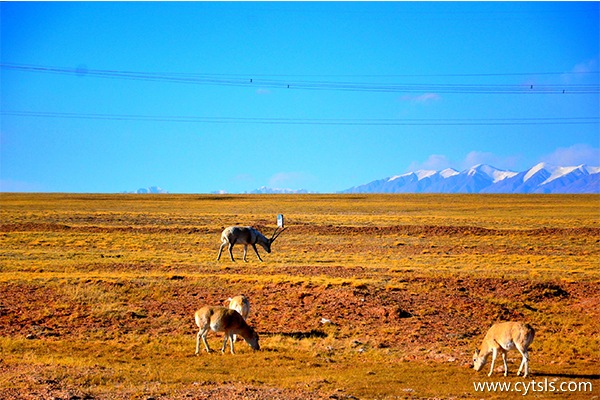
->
3, 222, 599, 237
2, 276, 597, 352
5, 275, 598, 398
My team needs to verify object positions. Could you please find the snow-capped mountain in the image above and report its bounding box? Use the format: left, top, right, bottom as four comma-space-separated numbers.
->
134, 186, 168, 194
342, 163, 600, 194
247, 186, 314, 194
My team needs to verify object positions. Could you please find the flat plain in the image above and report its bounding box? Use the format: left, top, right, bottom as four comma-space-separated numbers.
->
0, 193, 598, 399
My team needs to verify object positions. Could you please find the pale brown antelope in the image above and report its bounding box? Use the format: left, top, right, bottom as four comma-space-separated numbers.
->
216, 225, 286, 262
194, 306, 260, 355
473, 321, 535, 377
228, 295, 250, 320
228, 295, 250, 342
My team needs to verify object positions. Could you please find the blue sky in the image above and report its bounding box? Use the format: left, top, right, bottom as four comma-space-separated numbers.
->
1, 1, 598, 193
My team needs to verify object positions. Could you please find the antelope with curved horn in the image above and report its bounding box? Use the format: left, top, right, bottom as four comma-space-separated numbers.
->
217, 225, 286, 262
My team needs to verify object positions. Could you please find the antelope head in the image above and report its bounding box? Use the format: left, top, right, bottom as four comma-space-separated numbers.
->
269, 226, 287, 247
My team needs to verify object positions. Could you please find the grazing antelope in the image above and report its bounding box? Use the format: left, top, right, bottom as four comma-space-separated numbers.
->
217, 225, 286, 262
228, 295, 250, 342
473, 321, 535, 377
194, 306, 260, 355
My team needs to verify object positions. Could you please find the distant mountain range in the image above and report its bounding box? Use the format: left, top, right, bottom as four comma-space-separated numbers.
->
128, 164, 599, 194
135, 186, 168, 194
247, 186, 314, 194
341, 163, 600, 194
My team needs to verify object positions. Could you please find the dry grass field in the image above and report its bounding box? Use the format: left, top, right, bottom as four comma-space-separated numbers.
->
0, 193, 598, 399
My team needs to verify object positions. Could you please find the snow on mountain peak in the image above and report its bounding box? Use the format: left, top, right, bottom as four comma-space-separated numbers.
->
440, 168, 459, 178
466, 164, 516, 183
341, 163, 600, 194
586, 166, 600, 175
415, 170, 437, 180
495, 170, 518, 182
388, 170, 437, 182
524, 162, 551, 182
388, 172, 412, 182
249, 186, 312, 194
541, 165, 588, 185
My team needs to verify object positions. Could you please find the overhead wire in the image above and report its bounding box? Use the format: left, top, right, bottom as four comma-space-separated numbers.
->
2, 63, 598, 126
2, 111, 598, 126
2, 63, 599, 94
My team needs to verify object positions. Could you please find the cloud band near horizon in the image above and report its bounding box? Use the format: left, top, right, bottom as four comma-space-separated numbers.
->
407, 144, 600, 173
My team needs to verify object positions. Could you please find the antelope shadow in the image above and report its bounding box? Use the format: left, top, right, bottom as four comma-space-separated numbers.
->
259, 329, 328, 340
534, 372, 599, 380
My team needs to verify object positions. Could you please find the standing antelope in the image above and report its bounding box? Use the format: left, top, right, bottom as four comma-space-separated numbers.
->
217, 226, 286, 262
228, 295, 250, 320
228, 295, 250, 342
473, 321, 535, 377
194, 306, 260, 355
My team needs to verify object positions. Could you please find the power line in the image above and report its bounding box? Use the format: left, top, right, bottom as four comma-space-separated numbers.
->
2, 63, 598, 94
3, 111, 598, 126
3, 63, 598, 78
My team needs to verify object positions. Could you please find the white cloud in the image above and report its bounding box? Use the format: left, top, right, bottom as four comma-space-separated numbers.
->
400, 93, 441, 104
461, 151, 521, 170
408, 151, 522, 172
464, 151, 493, 167
407, 154, 452, 171
268, 172, 315, 189
234, 173, 255, 182
540, 144, 600, 166
572, 59, 597, 74
407, 145, 600, 176
562, 58, 599, 83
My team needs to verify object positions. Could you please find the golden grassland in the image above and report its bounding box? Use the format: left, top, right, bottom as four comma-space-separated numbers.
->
0, 193, 599, 399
